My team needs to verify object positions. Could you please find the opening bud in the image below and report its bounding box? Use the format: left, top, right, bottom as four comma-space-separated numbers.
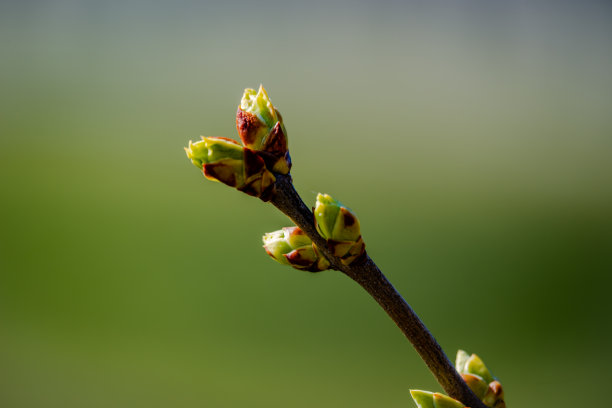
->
240, 85, 278, 130
185, 137, 276, 201
263, 227, 330, 272
185, 137, 243, 169
237, 85, 291, 174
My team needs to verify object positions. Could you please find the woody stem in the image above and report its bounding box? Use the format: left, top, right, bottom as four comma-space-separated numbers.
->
269, 174, 488, 408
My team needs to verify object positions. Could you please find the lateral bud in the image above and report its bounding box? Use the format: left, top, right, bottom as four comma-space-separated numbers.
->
409, 390, 466, 408
262, 227, 330, 272
456, 350, 506, 408
313, 193, 365, 265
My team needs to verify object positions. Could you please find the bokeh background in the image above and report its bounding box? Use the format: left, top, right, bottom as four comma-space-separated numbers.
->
1, 0, 611, 407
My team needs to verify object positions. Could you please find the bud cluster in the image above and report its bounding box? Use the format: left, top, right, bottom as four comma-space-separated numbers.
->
456, 350, 505, 408
262, 193, 366, 271
409, 350, 505, 408
185, 137, 276, 200
185, 85, 290, 201
186, 87, 506, 408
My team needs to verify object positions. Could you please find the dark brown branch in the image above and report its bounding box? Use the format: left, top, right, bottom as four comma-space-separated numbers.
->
270, 174, 488, 408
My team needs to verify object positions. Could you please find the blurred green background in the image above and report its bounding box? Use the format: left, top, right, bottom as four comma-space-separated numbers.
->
1, 0, 611, 407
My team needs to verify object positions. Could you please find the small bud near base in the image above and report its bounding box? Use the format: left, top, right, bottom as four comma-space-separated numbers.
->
410, 390, 466, 408
456, 350, 506, 408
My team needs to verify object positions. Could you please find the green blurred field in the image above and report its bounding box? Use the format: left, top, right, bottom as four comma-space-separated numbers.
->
1, 1, 611, 407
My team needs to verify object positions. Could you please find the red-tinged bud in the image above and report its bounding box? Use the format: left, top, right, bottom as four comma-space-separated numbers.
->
482, 381, 504, 408
237, 85, 291, 174
185, 137, 276, 201
314, 193, 365, 265
263, 227, 330, 272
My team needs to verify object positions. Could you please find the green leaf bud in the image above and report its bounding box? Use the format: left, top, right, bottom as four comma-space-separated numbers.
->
185, 139, 209, 168
461, 373, 489, 399
432, 393, 466, 408
456, 350, 494, 385
185, 137, 276, 201
456, 350, 505, 408
410, 391, 436, 408
466, 355, 493, 384
314, 194, 360, 241
236, 85, 291, 174
455, 350, 470, 374
262, 227, 330, 272
314, 193, 365, 265
185, 137, 243, 168
240, 85, 278, 130
409, 390, 465, 408
262, 230, 293, 266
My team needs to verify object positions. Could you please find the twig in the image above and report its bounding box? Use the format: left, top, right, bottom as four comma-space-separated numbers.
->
270, 174, 488, 408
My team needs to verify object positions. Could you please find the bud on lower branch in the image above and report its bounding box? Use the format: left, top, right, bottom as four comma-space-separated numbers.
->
236, 85, 291, 174
262, 227, 330, 272
410, 390, 466, 408
314, 193, 365, 265
185, 137, 276, 201
456, 350, 506, 408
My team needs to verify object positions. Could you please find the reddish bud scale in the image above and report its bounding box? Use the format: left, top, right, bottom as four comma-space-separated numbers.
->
263, 226, 330, 272
203, 160, 241, 187
313, 195, 366, 266
186, 86, 294, 201
283, 247, 328, 272
283, 227, 329, 272
482, 381, 505, 408
236, 110, 265, 146
202, 147, 276, 201
326, 236, 366, 265
236, 108, 292, 175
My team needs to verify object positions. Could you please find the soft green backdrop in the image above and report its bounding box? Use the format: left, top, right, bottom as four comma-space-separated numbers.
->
1, 1, 611, 407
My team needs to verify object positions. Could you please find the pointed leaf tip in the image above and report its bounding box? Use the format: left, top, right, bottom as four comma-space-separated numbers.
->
410, 390, 436, 408
432, 393, 465, 408
466, 354, 494, 384
456, 349, 470, 374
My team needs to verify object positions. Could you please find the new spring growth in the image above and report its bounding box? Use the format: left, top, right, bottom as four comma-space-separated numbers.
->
410, 390, 466, 408
185, 86, 292, 201
237, 85, 291, 175
263, 227, 330, 272
314, 193, 365, 265
409, 349, 505, 408
185, 137, 243, 169
456, 350, 505, 408
185, 137, 276, 201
